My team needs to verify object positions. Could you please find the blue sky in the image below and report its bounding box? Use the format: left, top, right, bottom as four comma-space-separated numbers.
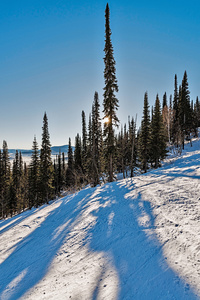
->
1, 0, 200, 148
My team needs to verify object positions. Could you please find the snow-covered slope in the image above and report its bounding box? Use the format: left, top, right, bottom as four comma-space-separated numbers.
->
1, 141, 200, 299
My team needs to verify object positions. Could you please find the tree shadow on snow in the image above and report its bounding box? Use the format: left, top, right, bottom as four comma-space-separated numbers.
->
0, 189, 91, 300
0, 205, 47, 235
87, 181, 198, 300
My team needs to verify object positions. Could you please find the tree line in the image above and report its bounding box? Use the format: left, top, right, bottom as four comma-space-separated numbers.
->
1, 4, 199, 219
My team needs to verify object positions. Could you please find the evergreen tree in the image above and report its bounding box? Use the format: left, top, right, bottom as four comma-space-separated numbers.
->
196, 97, 200, 128
194, 97, 200, 136
172, 74, 179, 145
66, 138, 75, 188
139, 92, 151, 173
61, 152, 66, 188
10, 150, 19, 216
116, 126, 125, 177
39, 112, 54, 203
150, 95, 167, 168
103, 3, 119, 182
22, 162, 29, 211
128, 116, 137, 177
81, 110, 87, 174
91, 91, 102, 186
162, 92, 167, 109
1, 141, 11, 218
18, 152, 24, 211
29, 136, 40, 208
168, 95, 173, 143
57, 150, 62, 193
0, 150, 3, 218
53, 157, 58, 196
86, 113, 93, 183
179, 71, 191, 149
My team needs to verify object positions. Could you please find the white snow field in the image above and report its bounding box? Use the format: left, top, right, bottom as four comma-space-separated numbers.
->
1, 140, 200, 299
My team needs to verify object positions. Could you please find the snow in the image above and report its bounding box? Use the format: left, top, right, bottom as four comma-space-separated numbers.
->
1, 140, 200, 299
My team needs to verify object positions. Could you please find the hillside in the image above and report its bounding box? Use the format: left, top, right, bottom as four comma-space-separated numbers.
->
0, 140, 200, 299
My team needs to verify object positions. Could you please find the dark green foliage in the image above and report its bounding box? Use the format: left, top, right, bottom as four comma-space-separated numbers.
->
0, 150, 4, 218
172, 74, 179, 145
74, 134, 82, 171
66, 138, 75, 187
39, 112, 54, 203
116, 126, 125, 178
10, 151, 19, 216
22, 162, 29, 211
1, 141, 11, 218
193, 97, 200, 136
103, 3, 119, 182
162, 92, 167, 109
29, 136, 40, 208
178, 71, 192, 149
10, 151, 26, 215
128, 117, 137, 177
91, 92, 102, 186
81, 110, 87, 174
116, 117, 137, 178
139, 92, 151, 172
61, 152, 66, 187
150, 95, 167, 168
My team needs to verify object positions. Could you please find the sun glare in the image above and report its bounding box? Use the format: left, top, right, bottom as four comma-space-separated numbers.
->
103, 117, 109, 124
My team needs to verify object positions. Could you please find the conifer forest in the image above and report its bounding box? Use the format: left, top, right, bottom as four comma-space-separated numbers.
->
0, 4, 199, 219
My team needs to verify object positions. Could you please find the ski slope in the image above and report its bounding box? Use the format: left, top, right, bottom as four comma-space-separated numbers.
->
0, 141, 200, 299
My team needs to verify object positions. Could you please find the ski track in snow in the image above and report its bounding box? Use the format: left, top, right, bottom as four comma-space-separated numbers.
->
0, 141, 200, 299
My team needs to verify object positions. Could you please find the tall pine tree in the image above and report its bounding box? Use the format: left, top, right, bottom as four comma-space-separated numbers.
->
150, 95, 167, 168
29, 136, 40, 208
139, 92, 151, 173
39, 112, 54, 203
103, 3, 119, 182
1, 141, 11, 218
66, 138, 75, 188
91, 91, 102, 186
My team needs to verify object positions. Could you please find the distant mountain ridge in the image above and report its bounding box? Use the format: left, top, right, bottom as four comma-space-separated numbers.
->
9, 145, 71, 155
8, 145, 74, 164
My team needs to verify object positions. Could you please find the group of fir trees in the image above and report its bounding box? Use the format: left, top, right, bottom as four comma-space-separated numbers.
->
138, 93, 167, 173
2, 4, 200, 218
159, 71, 199, 152
66, 92, 104, 188
0, 113, 56, 218
64, 4, 120, 188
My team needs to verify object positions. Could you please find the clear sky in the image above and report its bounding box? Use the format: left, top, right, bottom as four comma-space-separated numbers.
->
1, 0, 200, 148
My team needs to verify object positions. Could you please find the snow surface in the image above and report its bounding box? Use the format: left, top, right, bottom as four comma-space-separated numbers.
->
1, 140, 200, 299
